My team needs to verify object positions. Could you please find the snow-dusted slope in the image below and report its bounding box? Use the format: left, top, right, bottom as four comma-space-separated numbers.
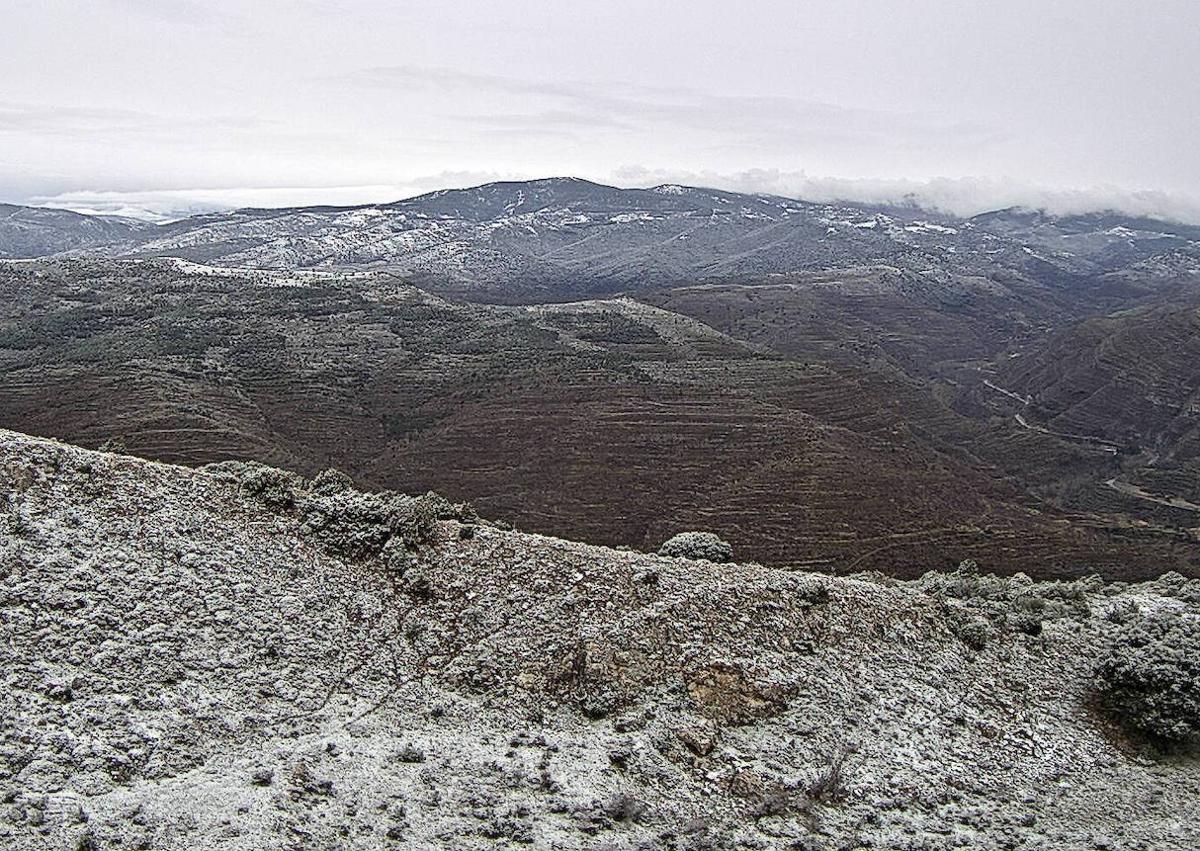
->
0, 204, 151, 260
3, 428, 1199, 849
12, 179, 1200, 298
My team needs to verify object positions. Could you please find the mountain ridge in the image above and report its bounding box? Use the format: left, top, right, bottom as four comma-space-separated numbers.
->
17, 178, 1200, 230
6, 179, 1199, 304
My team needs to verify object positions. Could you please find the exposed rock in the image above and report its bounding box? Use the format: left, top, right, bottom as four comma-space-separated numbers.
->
684, 662, 792, 725
674, 722, 719, 757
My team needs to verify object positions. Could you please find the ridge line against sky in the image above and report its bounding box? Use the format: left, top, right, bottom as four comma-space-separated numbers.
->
20, 171, 1200, 226
5, 0, 1198, 222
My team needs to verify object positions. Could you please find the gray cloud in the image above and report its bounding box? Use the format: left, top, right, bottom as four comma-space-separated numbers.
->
343, 65, 585, 101
342, 65, 1002, 155
0, 101, 268, 136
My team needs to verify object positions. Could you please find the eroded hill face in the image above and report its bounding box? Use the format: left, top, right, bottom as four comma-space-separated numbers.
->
2, 430, 1198, 849
2, 259, 1196, 579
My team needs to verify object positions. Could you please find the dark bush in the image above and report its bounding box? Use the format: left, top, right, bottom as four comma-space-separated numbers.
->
953, 616, 991, 651
238, 463, 305, 509
601, 793, 648, 823
300, 491, 399, 559
1094, 613, 1200, 747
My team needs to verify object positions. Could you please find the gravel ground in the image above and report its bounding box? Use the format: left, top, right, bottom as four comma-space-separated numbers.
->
1, 429, 1197, 850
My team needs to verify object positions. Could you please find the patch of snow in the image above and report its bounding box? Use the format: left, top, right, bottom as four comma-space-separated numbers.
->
334, 209, 385, 227
904, 221, 959, 235
609, 212, 654, 224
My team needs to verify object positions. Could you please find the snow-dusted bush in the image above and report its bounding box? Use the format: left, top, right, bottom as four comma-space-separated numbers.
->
308, 467, 354, 496
301, 490, 446, 560
1147, 571, 1200, 606
658, 531, 734, 564
953, 616, 992, 651
208, 460, 305, 509
916, 560, 1096, 636
301, 490, 401, 560
1094, 613, 1200, 747
206, 458, 469, 560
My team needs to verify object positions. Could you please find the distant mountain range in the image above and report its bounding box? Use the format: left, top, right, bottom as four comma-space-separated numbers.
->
0, 202, 153, 258
2, 177, 1199, 578
6, 178, 1200, 300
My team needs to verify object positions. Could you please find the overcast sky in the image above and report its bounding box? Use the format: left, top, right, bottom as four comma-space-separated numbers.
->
4, 0, 1199, 221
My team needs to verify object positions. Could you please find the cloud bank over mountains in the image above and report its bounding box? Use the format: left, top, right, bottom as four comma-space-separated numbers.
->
29, 171, 1200, 226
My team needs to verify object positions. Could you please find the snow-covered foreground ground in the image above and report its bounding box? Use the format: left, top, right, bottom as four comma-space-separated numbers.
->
1, 429, 1198, 849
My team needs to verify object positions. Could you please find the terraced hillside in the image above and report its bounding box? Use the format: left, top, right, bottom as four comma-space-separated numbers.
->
1, 259, 1195, 578
998, 297, 1200, 509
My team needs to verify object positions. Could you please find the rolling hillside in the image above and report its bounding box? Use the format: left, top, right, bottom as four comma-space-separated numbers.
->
1, 258, 1195, 578
5, 179, 1200, 302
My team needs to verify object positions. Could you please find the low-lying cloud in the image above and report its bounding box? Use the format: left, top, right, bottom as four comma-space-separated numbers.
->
612, 167, 1200, 225
27, 172, 522, 222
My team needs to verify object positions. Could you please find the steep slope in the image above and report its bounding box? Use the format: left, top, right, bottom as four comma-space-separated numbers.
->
997, 297, 1200, 508
3, 259, 1195, 578
3, 429, 1199, 849
0, 204, 150, 259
